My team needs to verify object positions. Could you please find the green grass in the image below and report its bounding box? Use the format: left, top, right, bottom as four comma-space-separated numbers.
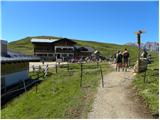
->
1, 62, 112, 119
8, 36, 138, 66
8, 37, 34, 55
133, 52, 159, 114
7, 36, 159, 115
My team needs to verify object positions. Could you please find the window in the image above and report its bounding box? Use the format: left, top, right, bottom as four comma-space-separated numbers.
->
43, 54, 47, 56
62, 54, 67, 57
37, 54, 42, 56
69, 54, 73, 57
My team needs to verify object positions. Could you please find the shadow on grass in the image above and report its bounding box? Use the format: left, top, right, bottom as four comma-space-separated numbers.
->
1, 72, 53, 108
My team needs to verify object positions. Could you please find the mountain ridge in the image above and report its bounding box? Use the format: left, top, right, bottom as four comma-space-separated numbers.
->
125, 42, 159, 52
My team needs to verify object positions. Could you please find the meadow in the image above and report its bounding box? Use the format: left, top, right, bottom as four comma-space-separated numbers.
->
5, 36, 159, 116
1, 62, 112, 118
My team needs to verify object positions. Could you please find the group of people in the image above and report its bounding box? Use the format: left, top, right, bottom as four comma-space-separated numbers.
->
113, 48, 130, 72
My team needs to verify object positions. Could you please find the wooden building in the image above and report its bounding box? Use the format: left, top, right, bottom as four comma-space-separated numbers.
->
31, 38, 94, 61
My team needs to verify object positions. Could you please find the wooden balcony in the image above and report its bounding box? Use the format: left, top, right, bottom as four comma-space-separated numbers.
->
34, 49, 54, 53
55, 49, 74, 53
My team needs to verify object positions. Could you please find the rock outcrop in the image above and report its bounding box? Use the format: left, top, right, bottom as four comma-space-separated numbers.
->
134, 58, 148, 73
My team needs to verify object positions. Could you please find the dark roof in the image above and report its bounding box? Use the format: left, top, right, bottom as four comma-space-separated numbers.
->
8, 50, 28, 57
1, 56, 40, 63
75, 46, 94, 52
1, 50, 40, 63
0, 40, 7, 44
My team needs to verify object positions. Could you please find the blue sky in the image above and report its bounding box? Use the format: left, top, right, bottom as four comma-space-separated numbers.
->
1, 1, 159, 44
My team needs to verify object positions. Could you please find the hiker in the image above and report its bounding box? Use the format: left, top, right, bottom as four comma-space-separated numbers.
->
141, 48, 148, 58
122, 48, 130, 71
113, 52, 117, 64
116, 51, 123, 71
115, 51, 119, 70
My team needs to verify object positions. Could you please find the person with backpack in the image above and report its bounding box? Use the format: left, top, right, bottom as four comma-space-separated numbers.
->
116, 51, 123, 71
123, 48, 130, 71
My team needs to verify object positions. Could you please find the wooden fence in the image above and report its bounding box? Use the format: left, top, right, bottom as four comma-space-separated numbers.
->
2, 61, 105, 106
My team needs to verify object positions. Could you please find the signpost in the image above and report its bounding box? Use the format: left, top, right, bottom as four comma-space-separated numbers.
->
135, 30, 145, 72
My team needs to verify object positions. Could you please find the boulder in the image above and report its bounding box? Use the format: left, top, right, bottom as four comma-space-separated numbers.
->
134, 58, 148, 73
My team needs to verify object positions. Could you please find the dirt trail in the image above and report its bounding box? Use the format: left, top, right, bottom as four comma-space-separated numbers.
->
88, 64, 152, 119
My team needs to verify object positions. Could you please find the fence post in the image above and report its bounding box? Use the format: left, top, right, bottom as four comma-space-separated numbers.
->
100, 65, 104, 88
67, 62, 69, 73
143, 64, 148, 83
80, 62, 83, 87
32, 65, 35, 73
56, 63, 57, 73
22, 80, 26, 92
43, 67, 45, 78
97, 61, 99, 68
35, 83, 38, 93
35, 66, 41, 93
143, 70, 147, 83
44, 64, 48, 77
37, 65, 41, 79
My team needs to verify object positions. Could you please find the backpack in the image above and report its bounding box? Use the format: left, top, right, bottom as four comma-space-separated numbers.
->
123, 51, 129, 58
116, 53, 122, 61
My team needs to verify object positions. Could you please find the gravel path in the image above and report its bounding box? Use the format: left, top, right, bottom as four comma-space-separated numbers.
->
88, 64, 152, 119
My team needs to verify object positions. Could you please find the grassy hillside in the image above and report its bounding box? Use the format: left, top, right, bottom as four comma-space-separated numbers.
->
8, 37, 34, 55
8, 36, 62, 55
75, 40, 138, 66
133, 52, 159, 114
8, 36, 138, 66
